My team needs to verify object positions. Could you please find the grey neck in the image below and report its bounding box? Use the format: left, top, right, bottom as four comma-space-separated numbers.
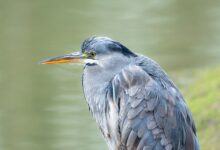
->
82, 54, 133, 129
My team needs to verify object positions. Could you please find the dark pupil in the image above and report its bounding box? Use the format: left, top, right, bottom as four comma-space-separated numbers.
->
90, 52, 95, 56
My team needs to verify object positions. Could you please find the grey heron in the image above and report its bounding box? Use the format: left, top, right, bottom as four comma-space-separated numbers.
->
41, 36, 200, 150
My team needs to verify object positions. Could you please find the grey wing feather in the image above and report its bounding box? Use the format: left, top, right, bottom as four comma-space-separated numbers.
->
109, 65, 199, 150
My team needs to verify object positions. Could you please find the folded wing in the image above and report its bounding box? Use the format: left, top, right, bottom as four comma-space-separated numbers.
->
107, 65, 199, 150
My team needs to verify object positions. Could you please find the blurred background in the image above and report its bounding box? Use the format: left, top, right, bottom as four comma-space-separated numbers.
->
0, 0, 220, 150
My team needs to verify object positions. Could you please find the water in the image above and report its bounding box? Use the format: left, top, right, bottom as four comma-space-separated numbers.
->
0, 0, 220, 150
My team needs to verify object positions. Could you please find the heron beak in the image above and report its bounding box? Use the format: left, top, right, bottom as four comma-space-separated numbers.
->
41, 52, 87, 64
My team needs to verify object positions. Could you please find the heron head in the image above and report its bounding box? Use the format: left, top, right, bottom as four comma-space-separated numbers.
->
41, 36, 136, 67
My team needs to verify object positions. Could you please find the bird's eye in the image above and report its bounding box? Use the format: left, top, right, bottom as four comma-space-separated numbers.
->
89, 52, 96, 57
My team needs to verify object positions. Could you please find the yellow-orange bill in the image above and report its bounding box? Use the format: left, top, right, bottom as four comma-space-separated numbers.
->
41, 52, 85, 65
41, 58, 83, 64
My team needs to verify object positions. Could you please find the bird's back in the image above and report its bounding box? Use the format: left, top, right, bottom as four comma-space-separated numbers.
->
103, 57, 200, 150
